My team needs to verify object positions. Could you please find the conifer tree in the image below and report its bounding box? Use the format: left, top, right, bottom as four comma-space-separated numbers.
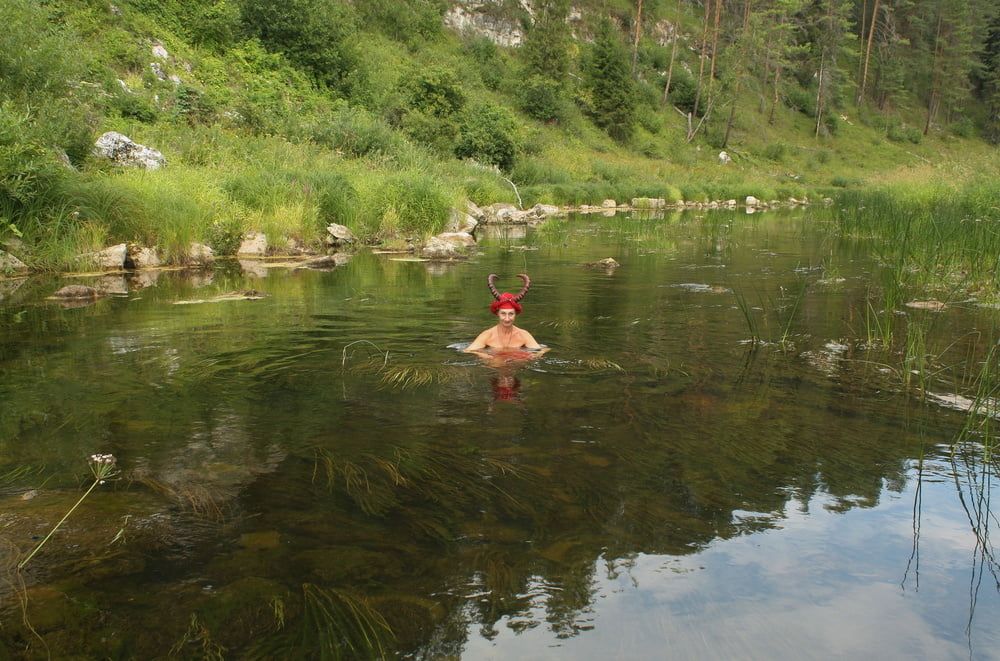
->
520, 0, 572, 121
584, 18, 637, 142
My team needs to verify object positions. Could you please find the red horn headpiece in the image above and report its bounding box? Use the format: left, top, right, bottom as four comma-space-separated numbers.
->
488, 273, 530, 315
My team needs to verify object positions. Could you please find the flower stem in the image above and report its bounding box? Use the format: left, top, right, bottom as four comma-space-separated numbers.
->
18, 478, 100, 570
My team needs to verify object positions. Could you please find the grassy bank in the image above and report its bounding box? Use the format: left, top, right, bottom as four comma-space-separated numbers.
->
1, 0, 997, 272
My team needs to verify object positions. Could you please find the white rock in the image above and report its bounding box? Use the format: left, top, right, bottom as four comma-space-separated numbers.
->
79, 243, 127, 270
530, 203, 560, 218
601, 199, 617, 208
324, 223, 355, 247
93, 132, 165, 170
0, 250, 28, 274
446, 209, 479, 234
151, 42, 170, 60
150, 62, 167, 80
631, 198, 666, 209
466, 200, 485, 220
718, 151, 732, 164
187, 242, 214, 266
745, 195, 759, 207
129, 245, 161, 269
237, 232, 268, 256
435, 232, 476, 248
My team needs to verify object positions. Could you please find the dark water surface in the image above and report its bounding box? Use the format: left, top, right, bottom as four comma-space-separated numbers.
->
1, 210, 999, 659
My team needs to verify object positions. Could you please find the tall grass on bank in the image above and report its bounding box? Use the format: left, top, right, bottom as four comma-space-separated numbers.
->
832, 181, 1000, 298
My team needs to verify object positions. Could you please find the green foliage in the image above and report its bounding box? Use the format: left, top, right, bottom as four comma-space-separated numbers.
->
455, 105, 520, 171
886, 122, 922, 144
407, 66, 465, 117
188, 1, 243, 52
240, 0, 359, 94
667, 69, 698, 115
356, 0, 446, 45
520, 76, 565, 122
521, 0, 572, 81
583, 19, 636, 143
307, 104, 406, 158
763, 142, 787, 162
464, 38, 507, 90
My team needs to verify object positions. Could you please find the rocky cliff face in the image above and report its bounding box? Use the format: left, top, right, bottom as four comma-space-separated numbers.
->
443, 1, 528, 47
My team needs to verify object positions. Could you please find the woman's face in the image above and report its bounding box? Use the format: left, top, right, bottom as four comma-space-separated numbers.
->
498, 308, 516, 326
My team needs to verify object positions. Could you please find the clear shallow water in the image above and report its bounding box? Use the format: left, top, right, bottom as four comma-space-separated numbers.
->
1, 210, 999, 659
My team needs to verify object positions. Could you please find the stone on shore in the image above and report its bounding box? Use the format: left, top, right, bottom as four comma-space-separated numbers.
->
0, 250, 28, 274
187, 242, 215, 266
237, 232, 268, 256
128, 245, 161, 269
745, 195, 759, 208
601, 199, 617, 208
631, 198, 667, 209
79, 243, 127, 270
420, 232, 475, 259
324, 223, 355, 248
445, 209, 479, 234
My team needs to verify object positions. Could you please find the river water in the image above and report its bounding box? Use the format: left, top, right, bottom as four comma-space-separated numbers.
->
1, 209, 998, 659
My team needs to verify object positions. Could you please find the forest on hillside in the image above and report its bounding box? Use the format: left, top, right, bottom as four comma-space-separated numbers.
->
1, 0, 998, 268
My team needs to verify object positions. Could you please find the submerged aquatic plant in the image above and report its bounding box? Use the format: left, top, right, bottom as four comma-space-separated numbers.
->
17, 453, 118, 569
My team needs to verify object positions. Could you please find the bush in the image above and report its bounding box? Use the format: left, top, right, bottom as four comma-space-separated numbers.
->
520, 76, 564, 122
465, 38, 506, 90
762, 142, 787, 162
407, 66, 465, 117
241, 0, 359, 94
455, 105, 520, 171
887, 122, 922, 144
307, 104, 405, 158
667, 70, 698, 115
189, 1, 243, 51
950, 117, 975, 138
402, 109, 458, 154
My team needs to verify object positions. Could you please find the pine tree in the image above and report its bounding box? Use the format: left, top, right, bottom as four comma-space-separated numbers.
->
520, 0, 572, 122
584, 18, 637, 142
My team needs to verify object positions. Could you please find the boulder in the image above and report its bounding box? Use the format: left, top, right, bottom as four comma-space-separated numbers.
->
237, 232, 268, 256
302, 254, 352, 269
718, 151, 732, 165
529, 203, 560, 218
631, 198, 667, 209
466, 200, 485, 221
151, 42, 170, 60
445, 208, 479, 234
0, 250, 28, 274
585, 257, 621, 269
79, 243, 127, 270
482, 203, 520, 224
420, 234, 473, 260
53, 285, 101, 299
601, 199, 617, 208
324, 223, 355, 248
187, 242, 214, 266
725, 199, 737, 208
435, 232, 476, 248
128, 245, 161, 269
745, 195, 759, 208
93, 132, 166, 170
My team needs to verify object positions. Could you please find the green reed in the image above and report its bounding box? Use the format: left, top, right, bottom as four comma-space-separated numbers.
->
833, 181, 1000, 298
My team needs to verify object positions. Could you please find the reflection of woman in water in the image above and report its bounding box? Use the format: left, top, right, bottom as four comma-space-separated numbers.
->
465, 274, 547, 359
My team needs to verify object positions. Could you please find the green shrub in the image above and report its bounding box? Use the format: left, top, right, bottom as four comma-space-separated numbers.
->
667, 70, 698, 115
950, 117, 975, 138
465, 38, 506, 90
308, 104, 405, 158
510, 158, 573, 185
520, 75, 564, 122
886, 122, 922, 144
455, 105, 520, 171
785, 86, 815, 117
241, 0, 359, 94
365, 171, 453, 236
763, 142, 787, 162
407, 66, 465, 117
402, 109, 459, 154
189, 1, 243, 51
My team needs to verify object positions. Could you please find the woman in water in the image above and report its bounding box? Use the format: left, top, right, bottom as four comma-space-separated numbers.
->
465, 274, 545, 357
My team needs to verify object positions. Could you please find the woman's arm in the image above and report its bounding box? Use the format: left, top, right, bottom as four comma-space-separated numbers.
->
464, 330, 491, 352
520, 331, 543, 350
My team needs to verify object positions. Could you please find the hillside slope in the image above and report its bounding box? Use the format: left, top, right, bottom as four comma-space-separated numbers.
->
1, 0, 997, 270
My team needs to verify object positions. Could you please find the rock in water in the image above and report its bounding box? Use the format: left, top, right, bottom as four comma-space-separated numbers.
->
324, 224, 355, 248
93, 132, 166, 170
53, 285, 100, 299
